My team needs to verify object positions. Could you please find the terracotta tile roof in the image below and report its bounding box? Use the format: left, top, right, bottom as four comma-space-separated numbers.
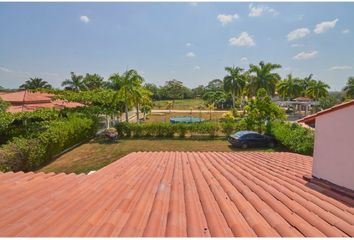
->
0, 152, 353, 237
0, 90, 53, 104
298, 99, 354, 124
0, 90, 83, 113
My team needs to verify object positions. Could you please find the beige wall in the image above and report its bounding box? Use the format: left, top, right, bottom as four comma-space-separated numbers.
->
313, 105, 354, 190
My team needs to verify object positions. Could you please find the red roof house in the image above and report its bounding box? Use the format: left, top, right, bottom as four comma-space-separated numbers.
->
0, 151, 353, 237
0, 90, 83, 113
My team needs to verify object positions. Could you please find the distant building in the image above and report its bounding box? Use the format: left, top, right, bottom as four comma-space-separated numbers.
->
299, 99, 354, 191
0, 90, 83, 113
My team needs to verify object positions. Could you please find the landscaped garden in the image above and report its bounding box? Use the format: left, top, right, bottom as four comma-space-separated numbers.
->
1, 62, 353, 174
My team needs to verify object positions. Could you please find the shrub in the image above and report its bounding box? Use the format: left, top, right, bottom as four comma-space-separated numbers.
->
270, 121, 314, 155
115, 121, 244, 138
0, 115, 97, 172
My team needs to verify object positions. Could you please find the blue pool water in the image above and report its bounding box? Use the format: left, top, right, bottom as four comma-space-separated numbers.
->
170, 116, 205, 123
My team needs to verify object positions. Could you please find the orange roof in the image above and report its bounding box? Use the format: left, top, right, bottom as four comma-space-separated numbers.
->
0, 151, 353, 237
0, 90, 53, 104
0, 90, 83, 113
298, 99, 354, 124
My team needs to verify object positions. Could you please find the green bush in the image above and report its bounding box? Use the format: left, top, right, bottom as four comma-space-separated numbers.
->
270, 121, 314, 155
0, 115, 97, 172
115, 121, 244, 138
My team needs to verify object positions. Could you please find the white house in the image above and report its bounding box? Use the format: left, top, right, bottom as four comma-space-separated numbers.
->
298, 99, 354, 191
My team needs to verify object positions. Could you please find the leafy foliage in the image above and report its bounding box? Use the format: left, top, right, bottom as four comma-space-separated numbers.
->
19, 77, 52, 90
0, 98, 10, 112
343, 76, 354, 99
223, 66, 246, 108
247, 61, 282, 96
0, 115, 97, 172
276, 74, 302, 100
271, 121, 314, 155
306, 80, 330, 100
115, 121, 246, 138
62, 72, 86, 91
244, 89, 286, 133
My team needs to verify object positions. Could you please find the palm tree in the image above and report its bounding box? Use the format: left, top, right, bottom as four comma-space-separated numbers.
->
133, 87, 152, 123
223, 66, 246, 108
207, 103, 215, 120
247, 61, 282, 96
306, 80, 330, 100
110, 70, 144, 122
343, 77, 354, 99
61, 72, 86, 91
19, 77, 52, 90
83, 73, 105, 90
299, 74, 316, 97
276, 74, 302, 100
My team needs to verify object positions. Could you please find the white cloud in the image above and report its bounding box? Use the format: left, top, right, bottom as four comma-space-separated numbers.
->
240, 57, 248, 64
342, 29, 350, 34
80, 15, 90, 23
186, 52, 196, 58
293, 51, 318, 60
217, 14, 239, 25
193, 66, 201, 71
186, 42, 192, 47
287, 28, 310, 41
314, 19, 338, 34
248, 4, 278, 17
329, 65, 352, 71
291, 43, 303, 48
0, 66, 12, 73
229, 32, 255, 47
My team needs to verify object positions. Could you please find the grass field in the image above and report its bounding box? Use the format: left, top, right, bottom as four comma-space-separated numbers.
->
153, 99, 205, 110
145, 111, 226, 122
38, 137, 285, 174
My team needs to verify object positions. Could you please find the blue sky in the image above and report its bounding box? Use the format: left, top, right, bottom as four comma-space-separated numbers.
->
0, 2, 353, 91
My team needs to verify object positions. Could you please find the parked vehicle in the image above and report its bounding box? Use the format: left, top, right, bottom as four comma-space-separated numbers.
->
228, 131, 275, 149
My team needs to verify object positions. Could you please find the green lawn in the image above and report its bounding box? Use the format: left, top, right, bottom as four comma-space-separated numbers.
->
153, 99, 205, 110
38, 137, 286, 174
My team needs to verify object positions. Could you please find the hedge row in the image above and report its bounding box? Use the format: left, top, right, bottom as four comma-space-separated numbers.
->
271, 121, 314, 155
0, 115, 97, 172
115, 121, 248, 138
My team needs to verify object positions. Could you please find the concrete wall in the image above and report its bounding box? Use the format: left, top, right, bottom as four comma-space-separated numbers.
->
312, 105, 354, 190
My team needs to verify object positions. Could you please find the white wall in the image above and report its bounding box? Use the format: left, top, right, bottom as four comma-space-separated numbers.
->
312, 105, 354, 190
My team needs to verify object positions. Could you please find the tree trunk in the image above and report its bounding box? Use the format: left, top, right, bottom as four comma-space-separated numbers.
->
232, 92, 235, 109
125, 91, 129, 122
125, 103, 129, 122
136, 104, 140, 123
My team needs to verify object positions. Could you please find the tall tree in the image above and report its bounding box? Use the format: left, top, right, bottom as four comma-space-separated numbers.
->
343, 77, 354, 99
247, 61, 282, 96
306, 80, 330, 100
144, 83, 160, 100
61, 72, 86, 91
276, 74, 302, 100
159, 79, 190, 102
83, 73, 105, 90
223, 66, 246, 108
110, 69, 144, 122
297, 74, 316, 97
206, 79, 223, 92
132, 87, 152, 123
19, 77, 52, 90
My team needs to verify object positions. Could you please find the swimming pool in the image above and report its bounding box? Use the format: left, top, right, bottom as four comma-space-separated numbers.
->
170, 116, 205, 123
